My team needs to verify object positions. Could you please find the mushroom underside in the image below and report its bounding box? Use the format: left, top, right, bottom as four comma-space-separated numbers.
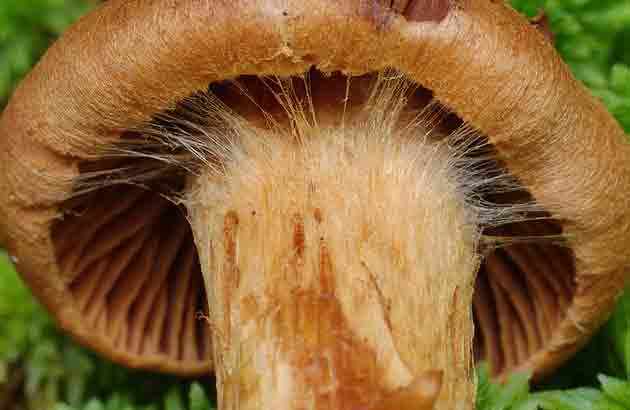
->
50, 70, 577, 378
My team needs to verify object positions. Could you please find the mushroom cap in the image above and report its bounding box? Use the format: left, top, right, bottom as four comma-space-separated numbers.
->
1, 0, 629, 377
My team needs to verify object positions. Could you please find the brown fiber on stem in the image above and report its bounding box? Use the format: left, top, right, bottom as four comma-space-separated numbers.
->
0, 0, 628, 400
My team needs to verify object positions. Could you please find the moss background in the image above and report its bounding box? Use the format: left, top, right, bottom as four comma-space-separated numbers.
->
1, 1, 630, 409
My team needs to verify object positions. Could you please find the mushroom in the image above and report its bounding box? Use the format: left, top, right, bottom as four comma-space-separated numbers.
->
1, 1, 629, 409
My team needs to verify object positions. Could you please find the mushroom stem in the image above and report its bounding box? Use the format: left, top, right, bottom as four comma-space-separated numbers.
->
187, 124, 478, 409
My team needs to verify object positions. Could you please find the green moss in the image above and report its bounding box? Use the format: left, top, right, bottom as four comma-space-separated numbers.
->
511, 0, 630, 132
0, 0, 92, 105
2, 1, 630, 409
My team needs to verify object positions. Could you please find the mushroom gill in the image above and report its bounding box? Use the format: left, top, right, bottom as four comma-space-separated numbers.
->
2, 1, 629, 410
48, 71, 573, 409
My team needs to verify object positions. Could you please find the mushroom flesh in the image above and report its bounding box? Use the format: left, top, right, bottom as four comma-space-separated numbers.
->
1, 1, 630, 409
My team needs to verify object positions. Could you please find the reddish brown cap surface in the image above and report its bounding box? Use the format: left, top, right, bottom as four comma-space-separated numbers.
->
0, 0, 629, 377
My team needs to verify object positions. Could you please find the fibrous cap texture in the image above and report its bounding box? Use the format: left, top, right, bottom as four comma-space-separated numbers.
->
0, 0, 629, 377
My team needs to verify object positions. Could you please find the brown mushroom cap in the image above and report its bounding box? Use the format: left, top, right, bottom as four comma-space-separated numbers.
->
1, 0, 629, 378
